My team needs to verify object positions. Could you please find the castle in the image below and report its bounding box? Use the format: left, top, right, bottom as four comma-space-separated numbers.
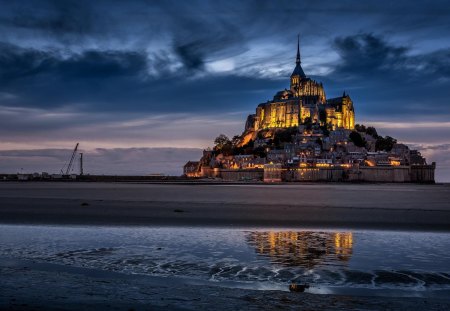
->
184, 38, 435, 183
245, 37, 355, 132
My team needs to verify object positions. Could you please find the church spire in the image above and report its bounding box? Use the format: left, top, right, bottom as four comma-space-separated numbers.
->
291, 35, 306, 79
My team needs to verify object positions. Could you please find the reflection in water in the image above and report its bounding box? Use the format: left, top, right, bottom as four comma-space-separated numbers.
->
1, 226, 449, 297
246, 231, 353, 268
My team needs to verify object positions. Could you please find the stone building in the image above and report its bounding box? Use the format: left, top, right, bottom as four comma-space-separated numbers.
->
245, 38, 355, 132
183, 161, 200, 177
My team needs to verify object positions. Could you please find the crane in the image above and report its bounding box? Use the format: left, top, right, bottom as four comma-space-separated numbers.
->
61, 143, 79, 175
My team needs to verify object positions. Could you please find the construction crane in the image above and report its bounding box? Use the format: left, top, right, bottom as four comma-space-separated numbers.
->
79, 152, 83, 176
61, 143, 79, 175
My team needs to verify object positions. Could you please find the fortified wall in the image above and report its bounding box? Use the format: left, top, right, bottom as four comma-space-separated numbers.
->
200, 164, 435, 183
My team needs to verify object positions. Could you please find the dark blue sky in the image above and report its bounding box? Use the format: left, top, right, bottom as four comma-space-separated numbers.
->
0, 0, 449, 179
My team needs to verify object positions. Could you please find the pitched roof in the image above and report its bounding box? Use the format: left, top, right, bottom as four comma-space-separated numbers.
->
291, 63, 306, 78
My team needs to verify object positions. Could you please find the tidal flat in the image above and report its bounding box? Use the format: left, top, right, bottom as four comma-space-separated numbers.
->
1, 182, 450, 310
1, 182, 450, 229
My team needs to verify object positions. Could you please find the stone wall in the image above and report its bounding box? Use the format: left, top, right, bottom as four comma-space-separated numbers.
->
350, 166, 411, 182
198, 164, 435, 183
262, 165, 435, 183
410, 163, 436, 183
284, 167, 345, 182
200, 167, 221, 178
220, 169, 264, 181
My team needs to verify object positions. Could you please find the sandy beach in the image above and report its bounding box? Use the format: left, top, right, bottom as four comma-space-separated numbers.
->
0, 182, 449, 230
1, 182, 450, 310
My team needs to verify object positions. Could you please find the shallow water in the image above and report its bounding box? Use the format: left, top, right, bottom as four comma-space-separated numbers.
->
1, 225, 449, 297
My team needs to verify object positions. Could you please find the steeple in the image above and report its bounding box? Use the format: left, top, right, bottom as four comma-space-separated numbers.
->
291, 35, 306, 79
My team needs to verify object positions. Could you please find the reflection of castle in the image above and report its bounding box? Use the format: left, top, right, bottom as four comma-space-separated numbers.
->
246, 231, 353, 268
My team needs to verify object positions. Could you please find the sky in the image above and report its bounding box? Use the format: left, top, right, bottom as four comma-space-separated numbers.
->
0, 0, 449, 180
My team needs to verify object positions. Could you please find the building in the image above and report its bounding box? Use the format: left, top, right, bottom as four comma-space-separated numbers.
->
183, 161, 200, 177
245, 37, 355, 132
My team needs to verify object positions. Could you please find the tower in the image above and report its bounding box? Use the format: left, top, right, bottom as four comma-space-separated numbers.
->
290, 35, 306, 95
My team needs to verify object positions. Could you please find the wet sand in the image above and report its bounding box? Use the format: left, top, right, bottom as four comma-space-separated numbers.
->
1, 182, 450, 310
0, 182, 449, 230
2, 257, 450, 311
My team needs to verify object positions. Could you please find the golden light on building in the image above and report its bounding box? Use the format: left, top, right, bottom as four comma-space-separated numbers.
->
365, 160, 376, 167
390, 160, 401, 166
245, 39, 355, 133
316, 163, 331, 168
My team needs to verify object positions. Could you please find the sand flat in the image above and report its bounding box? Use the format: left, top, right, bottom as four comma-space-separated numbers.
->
0, 182, 449, 230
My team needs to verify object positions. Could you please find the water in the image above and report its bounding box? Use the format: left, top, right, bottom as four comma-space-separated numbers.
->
1, 225, 449, 297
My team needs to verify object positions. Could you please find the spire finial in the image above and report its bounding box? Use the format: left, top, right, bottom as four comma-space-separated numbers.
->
296, 35, 301, 65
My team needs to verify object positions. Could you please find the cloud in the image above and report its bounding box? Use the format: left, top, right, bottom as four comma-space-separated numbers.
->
0, 105, 244, 150
318, 33, 450, 119
0, 0, 94, 35
332, 33, 408, 79
0, 1, 450, 180
330, 33, 450, 82
0, 42, 288, 112
0, 43, 148, 83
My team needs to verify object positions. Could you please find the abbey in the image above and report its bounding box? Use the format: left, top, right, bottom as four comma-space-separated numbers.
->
183, 37, 435, 183
245, 38, 355, 132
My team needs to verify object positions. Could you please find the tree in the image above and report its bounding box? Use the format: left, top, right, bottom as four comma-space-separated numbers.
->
319, 109, 327, 124
304, 117, 312, 130
231, 135, 241, 148
221, 143, 233, 156
319, 124, 331, 137
274, 127, 296, 144
214, 134, 233, 155
355, 124, 366, 133
257, 130, 269, 139
253, 146, 267, 158
366, 126, 378, 138
375, 136, 397, 151
214, 134, 230, 149
349, 131, 366, 148
316, 138, 323, 147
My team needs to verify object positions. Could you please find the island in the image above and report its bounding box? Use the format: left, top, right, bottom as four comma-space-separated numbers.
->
184, 38, 435, 183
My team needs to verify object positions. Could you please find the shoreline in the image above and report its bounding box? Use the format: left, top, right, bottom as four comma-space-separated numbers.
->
1, 179, 446, 185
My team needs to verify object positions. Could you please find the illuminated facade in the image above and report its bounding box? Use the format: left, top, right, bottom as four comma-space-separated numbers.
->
246, 38, 355, 131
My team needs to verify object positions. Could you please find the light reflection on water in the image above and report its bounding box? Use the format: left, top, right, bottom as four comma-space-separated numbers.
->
247, 231, 353, 268
0, 225, 449, 297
